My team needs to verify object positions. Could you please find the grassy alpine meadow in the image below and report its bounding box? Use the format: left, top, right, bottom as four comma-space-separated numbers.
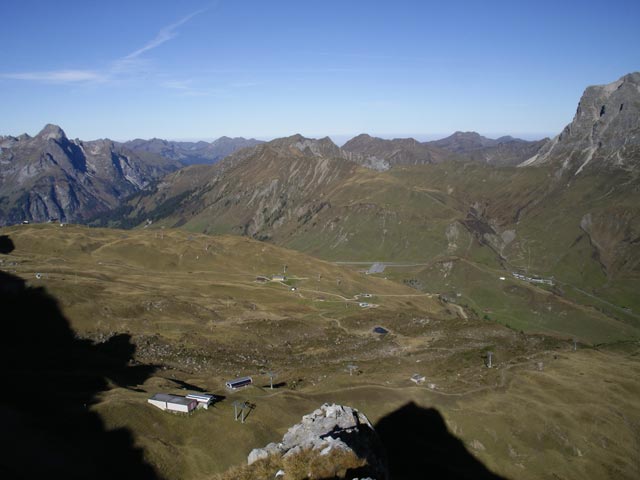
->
2, 223, 639, 479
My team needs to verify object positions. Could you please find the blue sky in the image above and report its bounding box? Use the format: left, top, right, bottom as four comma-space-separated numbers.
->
1, 0, 638, 142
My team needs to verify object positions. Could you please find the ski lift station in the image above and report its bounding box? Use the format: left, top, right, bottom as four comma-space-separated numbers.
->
226, 376, 253, 390
148, 393, 197, 414
186, 393, 216, 409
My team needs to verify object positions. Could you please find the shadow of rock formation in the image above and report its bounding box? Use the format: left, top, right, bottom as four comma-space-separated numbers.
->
0, 235, 14, 254
375, 402, 507, 480
0, 235, 160, 479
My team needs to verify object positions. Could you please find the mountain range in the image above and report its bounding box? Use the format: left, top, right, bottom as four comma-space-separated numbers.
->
92, 72, 640, 322
2, 72, 639, 480
121, 136, 263, 166
1, 72, 639, 322
0, 125, 544, 226
0, 125, 181, 225
0, 130, 263, 225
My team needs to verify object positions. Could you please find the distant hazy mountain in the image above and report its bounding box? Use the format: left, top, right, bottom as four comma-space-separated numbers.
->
522, 72, 640, 174
426, 131, 548, 166
122, 136, 263, 166
0, 125, 181, 225
342, 134, 458, 170
341, 132, 546, 169
429, 131, 499, 152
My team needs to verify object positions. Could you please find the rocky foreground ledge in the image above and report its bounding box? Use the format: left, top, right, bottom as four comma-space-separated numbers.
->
232, 403, 387, 479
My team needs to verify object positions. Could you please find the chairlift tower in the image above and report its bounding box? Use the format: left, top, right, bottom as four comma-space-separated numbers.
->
486, 351, 494, 369
232, 400, 243, 421
232, 400, 253, 423
241, 402, 251, 423
267, 371, 276, 389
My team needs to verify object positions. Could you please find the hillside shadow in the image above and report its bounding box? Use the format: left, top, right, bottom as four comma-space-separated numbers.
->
0, 236, 161, 479
261, 381, 287, 389
0, 235, 14, 254
168, 378, 208, 392
375, 402, 507, 480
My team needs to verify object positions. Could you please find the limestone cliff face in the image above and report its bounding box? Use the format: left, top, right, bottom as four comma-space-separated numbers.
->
247, 403, 387, 479
0, 125, 181, 225
521, 72, 640, 175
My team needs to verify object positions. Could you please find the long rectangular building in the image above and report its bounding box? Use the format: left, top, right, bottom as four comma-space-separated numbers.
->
148, 393, 197, 413
225, 376, 252, 390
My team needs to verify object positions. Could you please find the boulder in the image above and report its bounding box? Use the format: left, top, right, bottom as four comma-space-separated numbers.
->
247, 403, 388, 479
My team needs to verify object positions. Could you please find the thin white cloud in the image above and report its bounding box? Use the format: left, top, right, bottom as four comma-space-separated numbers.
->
1, 7, 208, 85
124, 8, 207, 60
1, 69, 105, 83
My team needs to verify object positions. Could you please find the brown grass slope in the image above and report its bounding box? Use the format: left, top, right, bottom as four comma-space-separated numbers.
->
2, 225, 640, 480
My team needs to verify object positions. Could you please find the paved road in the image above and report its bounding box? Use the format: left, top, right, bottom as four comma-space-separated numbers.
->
368, 262, 385, 274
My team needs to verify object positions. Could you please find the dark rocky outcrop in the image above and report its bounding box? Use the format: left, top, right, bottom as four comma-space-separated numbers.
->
246, 403, 387, 479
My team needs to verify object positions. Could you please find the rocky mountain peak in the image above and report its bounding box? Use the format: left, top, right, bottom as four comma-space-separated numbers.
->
36, 124, 67, 142
350, 133, 373, 142
0, 125, 181, 225
214, 135, 232, 142
521, 71, 640, 174
430, 131, 496, 152
267, 134, 341, 159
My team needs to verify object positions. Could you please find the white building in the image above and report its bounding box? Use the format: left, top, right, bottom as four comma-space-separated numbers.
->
148, 393, 197, 413
186, 393, 215, 409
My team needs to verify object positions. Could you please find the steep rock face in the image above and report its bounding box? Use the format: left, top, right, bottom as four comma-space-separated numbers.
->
247, 403, 387, 479
122, 136, 263, 166
0, 125, 181, 225
521, 72, 640, 174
